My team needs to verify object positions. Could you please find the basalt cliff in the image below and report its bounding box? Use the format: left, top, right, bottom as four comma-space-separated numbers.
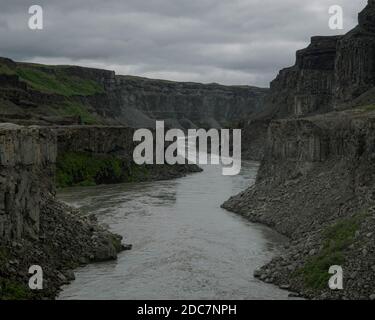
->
0, 122, 201, 299
224, 1, 375, 299
241, 1, 375, 160
2, 0, 375, 301
0, 124, 126, 299
0, 58, 267, 129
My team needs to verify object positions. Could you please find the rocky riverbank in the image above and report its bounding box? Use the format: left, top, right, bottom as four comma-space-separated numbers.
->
0, 124, 128, 299
223, 108, 375, 299
0, 123, 200, 299
224, 1, 375, 299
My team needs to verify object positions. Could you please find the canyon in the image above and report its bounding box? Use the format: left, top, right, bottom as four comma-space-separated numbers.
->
0, 57, 267, 129
1, 0, 375, 301
224, 0, 375, 299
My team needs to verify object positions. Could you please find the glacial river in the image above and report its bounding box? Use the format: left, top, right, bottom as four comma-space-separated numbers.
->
58, 159, 289, 300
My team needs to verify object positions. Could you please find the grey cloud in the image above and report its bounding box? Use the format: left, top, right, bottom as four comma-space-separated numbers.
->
0, 0, 369, 86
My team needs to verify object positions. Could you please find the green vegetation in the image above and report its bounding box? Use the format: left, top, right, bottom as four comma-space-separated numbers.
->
15, 66, 104, 96
56, 152, 152, 188
355, 104, 375, 113
0, 247, 32, 300
0, 278, 32, 300
57, 101, 98, 125
1, 60, 105, 123
0, 63, 15, 75
56, 152, 124, 188
361, 104, 375, 112
295, 212, 367, 290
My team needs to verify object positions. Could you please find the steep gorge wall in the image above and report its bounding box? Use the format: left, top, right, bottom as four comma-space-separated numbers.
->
0, 124, 56, 242
53, 125, 201, 187
0, 124, 129, 299
242, 0, 375, 160
223, 108, 375, 299
334, 1, 375, 105
116, 76, 268, 129
54, 125, 135, 156
235, 1, 375, 229
270, 0, 375, 118
0, 57, 268, 129
266, 36, 340, 118
224, 110, 375, 236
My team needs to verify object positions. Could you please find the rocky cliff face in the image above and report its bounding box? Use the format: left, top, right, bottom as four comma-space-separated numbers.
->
240, 35, 341, 159
246, 0, 375, 121
265, 36, 340, 118
0, 57, 267, 129
241, 0, 375, 160
54, 126, 201, 187
334, 1, 375, 106
224, 1, 375, 299
0, 124, 126, 299
116, 75, 268, 128
0, 124, 56, 241
223, 108, 375, 299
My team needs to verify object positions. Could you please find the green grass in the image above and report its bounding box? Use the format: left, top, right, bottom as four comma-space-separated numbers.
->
357, 104, 375, 113
57, 101, 98, 125
0, 278, 32, 300
15, 66, 104, 97
1, 61, 105, 123
56, 152, 154, 188
0, 63, 16, 75
295, 212, 367, 290
0, 247, 32, 300
56, 152, 125, 188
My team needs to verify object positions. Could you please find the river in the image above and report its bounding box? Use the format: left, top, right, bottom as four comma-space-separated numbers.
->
57, 159, 289, 300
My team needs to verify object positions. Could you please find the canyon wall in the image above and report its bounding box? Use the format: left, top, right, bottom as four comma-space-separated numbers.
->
54, 126, 201, 187
55, 125, 135, 156
0, 57, 267, 129
116, 75, 268, 128
242, 0, 375, 160
267, 36, 340, 118
241, 35, 342, 159
0, 124, 56, 241
252, 0, 375, 120
224, 1, 375, 299
223, 108, 375, 299
334, 1, 375, 106
225, 110, 375, 236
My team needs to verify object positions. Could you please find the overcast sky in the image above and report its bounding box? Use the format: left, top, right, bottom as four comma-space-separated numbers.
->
0, 0, 368, 86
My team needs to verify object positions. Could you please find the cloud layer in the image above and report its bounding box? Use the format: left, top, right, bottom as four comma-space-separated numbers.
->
0, 0, 368, 86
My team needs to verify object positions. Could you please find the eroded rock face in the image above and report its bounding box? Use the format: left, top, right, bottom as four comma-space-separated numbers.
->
263, 36, 341, 118
241, 1, 375, 160
54, 125, 135, 156
0, 57, 268, 129
249, 1, 375, 120
116, 76, 268, 128
0, 124, 127, 299
0, 124, 56, 241
334, 1, 375, 105
53, 125, 202, 187
223, 109, 375, 299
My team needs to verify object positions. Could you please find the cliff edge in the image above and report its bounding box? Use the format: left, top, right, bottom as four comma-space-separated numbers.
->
224, 1, 375, 299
